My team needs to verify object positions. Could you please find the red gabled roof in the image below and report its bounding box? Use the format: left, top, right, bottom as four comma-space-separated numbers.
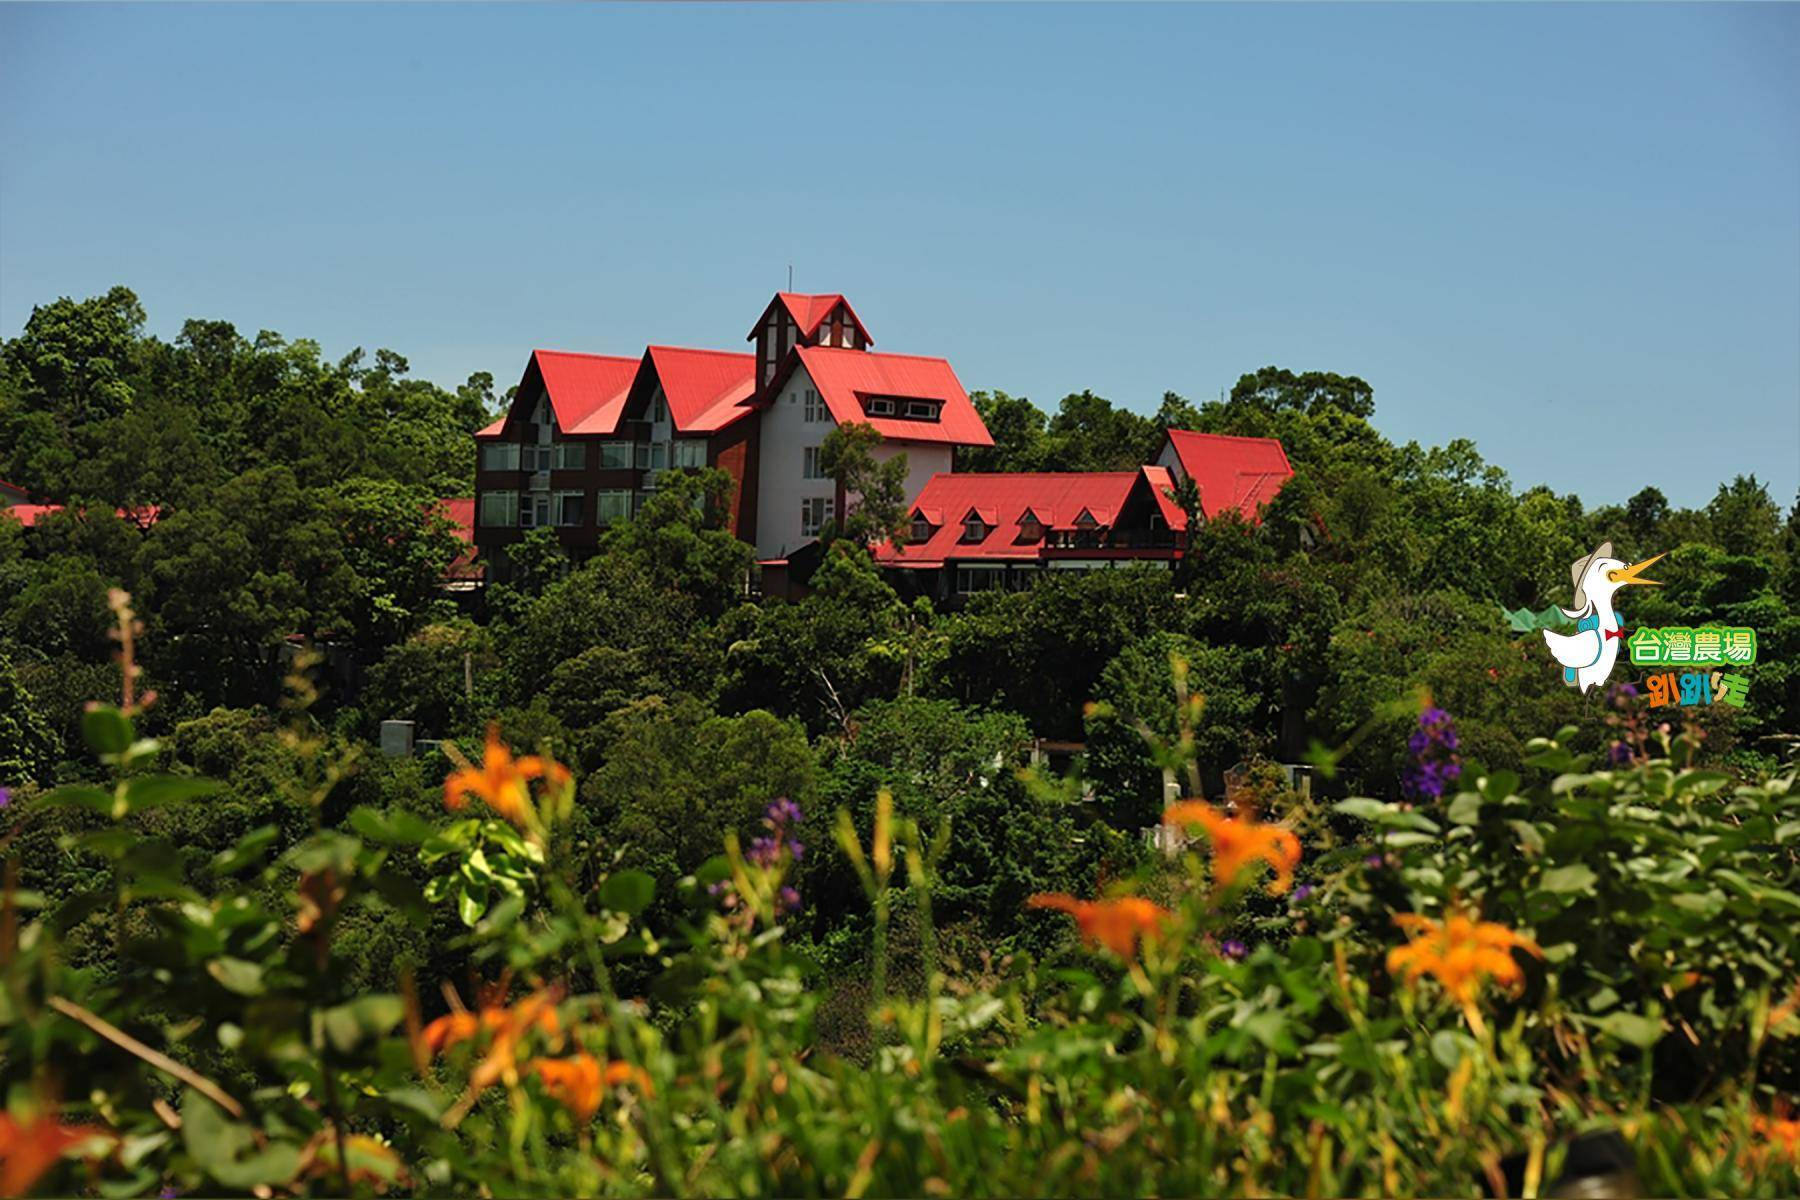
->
795, 346, 993, 447
749, 293, 872, 345
643, 346, 757, 433
1, 503, 160, 530
1, 504, 63, 528
1162, 430, 1294, 519
481, 350, 640, 439
1142, 465, 1186, 529
876, 469, 1177, 566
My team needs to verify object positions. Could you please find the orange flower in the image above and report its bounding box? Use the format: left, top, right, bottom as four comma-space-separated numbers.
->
420, 989, 563, 1091
528, 1054, 652, 1122
1387, 908, 1541, 1008
442, 726, 571, 827
1163, 802, 1302, 895
1753, 1102, 1800, 1163
0, 1112, 102, 1198
1027, 893, 1171, 961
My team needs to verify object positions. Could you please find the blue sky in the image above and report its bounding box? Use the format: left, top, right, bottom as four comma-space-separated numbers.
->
2, 3, 1795, 509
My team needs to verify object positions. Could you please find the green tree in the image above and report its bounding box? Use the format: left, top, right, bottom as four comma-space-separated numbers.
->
960, 390, 1047, 473
819, 423, 909, 548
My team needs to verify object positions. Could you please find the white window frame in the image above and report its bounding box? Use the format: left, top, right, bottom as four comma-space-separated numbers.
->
803, 446, 826, 480
635, 441, 668, 471
479, 490, 518, 528
963, 517, 987, 542
956, 565, 1005, 595
554, 442, 586, 470
481, 442, 520, 471
865, 397, 895, 418
598, 441, 631, 470
673, 439, 707, 469
903, 399, 938, 421
801, 496, 835, 538
553, 490, 585, 527
518, 494, 550, 529
803, 389, 828, 423
596, 489, 632, 526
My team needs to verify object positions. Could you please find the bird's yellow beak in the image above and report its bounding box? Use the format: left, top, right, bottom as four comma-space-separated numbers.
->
1607, 552, 1665, 587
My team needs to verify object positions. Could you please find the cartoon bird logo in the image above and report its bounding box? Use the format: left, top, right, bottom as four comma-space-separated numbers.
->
1542, 542, 1665, 693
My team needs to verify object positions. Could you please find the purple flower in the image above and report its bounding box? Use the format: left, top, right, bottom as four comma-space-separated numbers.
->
765, 797, 803, 828
1365, 853, 1385, 870
1403, 707, 1463, 800
0, 787, 10, 810
1291, 884, 1314, 904
778, 886, 801, 914
1607, 741, 1634, 767
747, 835, 781, 868
1220, 939, 1247, 960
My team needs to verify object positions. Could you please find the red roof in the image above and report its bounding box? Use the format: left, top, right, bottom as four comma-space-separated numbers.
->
750, 293, 872, 345
643, 347, 757, 433
2, 503, 160, 530
876, 468, 1179, 567
481, 350, 640, 439
794, 346, 993, 447
1161, 430, 1294, 518
433, 497, 482, 581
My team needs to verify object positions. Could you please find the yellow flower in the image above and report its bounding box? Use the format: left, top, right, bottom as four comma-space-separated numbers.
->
443, 726, 571, 828
1163, 801, 1302, 895
1027, 893, 1171, 962
1387, 908, 1541, 1007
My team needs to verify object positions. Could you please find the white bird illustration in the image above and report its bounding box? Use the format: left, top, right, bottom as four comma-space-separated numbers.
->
1541, 542, 1665, 693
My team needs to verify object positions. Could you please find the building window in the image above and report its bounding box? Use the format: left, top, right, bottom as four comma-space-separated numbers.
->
865, 396, 895, 417
554, 491, 585, 527
803, 389, 828, 423
801, 496, 835, 538
956, 566, 1004, 595
554, 442, 586, 470
803, 446, 826, 480
650, 392, 669, 426
903, 399, 939, 421
598, 441, 631, 470
635, 441, 668, 471
521, 444, 553, 473
596, 489, 632, 526
479, 490, 518, 527
910, 516, 933, 543
962, 516, 988, 542
481, 442, 520, 471
1018, 515, 1044, 542
518, 494, 550, 528
673, 439, 707, 469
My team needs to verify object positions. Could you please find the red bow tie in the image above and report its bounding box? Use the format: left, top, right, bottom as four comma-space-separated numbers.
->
1604, 627, 1626, 641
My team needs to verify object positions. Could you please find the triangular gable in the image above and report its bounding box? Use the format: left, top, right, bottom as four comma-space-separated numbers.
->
626, 347, 758, 434
746, 292, 873, 345
487, 350, 640, 438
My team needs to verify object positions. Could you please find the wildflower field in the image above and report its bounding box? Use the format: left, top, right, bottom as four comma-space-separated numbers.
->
1, 599, 1797, 1198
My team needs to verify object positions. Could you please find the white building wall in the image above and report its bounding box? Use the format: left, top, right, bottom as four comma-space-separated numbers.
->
754, 366, 838, 560
1154, 438, 1184, 482
872, 441, 953, 508
754, 366, 966, 561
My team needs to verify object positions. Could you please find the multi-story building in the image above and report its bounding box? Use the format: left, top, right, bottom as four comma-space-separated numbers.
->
471, 292, 994, 580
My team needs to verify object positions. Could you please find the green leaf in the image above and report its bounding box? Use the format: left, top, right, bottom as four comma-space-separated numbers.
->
1430, 1029, 1474, 1069
181, 1090, 302, 1189
1381, 831, 1436, 848
82, 705, 134, 756
207, 956, 267, 996
1539, 864, 1598, 895
321, 994, 405, 1054
1446, 793, 1483, 826
1596, 1011, 1663, 1047
601, 869, 656, 916
1333, 797, 1390, 821
39, 784, 118, 818
348, 806, 435, 846
121, 774, 224, 812
456, 884, 487, 927
211, 825, 280, 876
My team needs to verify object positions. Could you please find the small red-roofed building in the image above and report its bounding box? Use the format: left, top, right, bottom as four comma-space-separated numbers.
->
1154, 429, 1294, 521
873, 467, 1188, 602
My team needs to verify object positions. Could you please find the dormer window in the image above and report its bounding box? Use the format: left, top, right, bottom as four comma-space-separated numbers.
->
910, 515, 934, 543
902, 399, 940, 421
963, 518, 986, 542
865, 396, 896, 417
1018, 512, 1044, 542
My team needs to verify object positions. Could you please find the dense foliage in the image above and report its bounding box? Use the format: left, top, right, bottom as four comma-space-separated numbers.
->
1, 288, 1797, 1195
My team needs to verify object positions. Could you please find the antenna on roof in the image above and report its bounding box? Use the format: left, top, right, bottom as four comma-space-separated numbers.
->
787, 264, 793, 291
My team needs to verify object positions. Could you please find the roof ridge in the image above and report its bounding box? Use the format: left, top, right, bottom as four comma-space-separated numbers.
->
647, 344, 755, 360
534, 348, 641, 363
